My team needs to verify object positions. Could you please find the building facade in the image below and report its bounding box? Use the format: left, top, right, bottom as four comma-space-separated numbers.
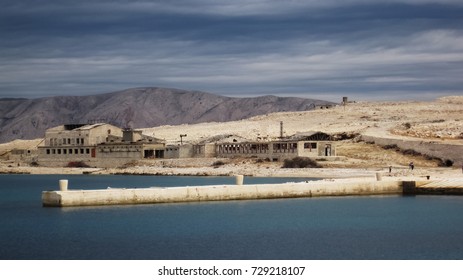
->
36, 124, 337, 167
37, 123, 165, 167
215, 140, 336, 161
202, 132, 337, 161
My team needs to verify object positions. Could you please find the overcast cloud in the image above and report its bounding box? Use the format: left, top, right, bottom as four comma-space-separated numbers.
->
1, 0, 462, 101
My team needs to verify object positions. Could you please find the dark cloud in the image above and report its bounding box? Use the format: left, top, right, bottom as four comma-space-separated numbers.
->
0, 0, 462, 101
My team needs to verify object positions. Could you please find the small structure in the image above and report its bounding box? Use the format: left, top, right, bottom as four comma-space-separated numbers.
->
165, 134, 248, 159
97, 129, 165, 161
216, 131, 337, 161
315, 104, 335, 110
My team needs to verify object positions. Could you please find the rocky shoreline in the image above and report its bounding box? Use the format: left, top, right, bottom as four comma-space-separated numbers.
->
1, 162, 460, 184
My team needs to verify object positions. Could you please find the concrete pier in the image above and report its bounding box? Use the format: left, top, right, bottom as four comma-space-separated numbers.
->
414, 179, 463, 195
42, 180, 403, 207
42, 179, 463, 207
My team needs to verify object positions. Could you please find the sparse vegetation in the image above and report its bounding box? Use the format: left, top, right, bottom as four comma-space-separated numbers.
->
282, 157, 321, 168
255, 158, 271, 163
333, 132, 360, 140
67, 161, 90, 168
401, 149, 422, 156
441, 159, 454, 167
212, 160, 225, 167
382, 144, 399, 150
380, 144, 454, 167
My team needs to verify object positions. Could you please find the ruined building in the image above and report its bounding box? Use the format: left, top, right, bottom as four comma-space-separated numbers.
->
34, 123, 337, 168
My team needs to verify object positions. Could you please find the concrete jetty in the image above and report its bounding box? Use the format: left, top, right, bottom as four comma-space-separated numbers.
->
42, 178, 463, 207
43, 180, 404, 207
404, 179, 463, 195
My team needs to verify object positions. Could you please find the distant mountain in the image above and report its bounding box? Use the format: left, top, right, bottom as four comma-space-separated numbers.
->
0, 87, 336, 143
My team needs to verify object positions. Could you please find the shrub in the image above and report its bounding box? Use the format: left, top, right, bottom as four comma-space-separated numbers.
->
383, 144, 399, 150
67, 161, 90, 168
401, 149, 422, 156
282, 157, 321, 168
333, 132, 360, 140
212, 160, 225, 167
440, 159, 454, 167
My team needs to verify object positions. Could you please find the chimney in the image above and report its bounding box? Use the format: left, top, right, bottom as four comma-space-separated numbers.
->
280, 121, 284, 138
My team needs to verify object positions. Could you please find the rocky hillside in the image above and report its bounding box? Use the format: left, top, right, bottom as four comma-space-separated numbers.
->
0, 87, 334, 143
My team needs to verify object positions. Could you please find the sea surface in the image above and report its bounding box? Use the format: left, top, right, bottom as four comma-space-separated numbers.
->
1, 174, 463, 260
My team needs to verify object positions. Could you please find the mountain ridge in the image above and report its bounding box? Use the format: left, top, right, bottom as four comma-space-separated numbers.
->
0, 87, 335, 143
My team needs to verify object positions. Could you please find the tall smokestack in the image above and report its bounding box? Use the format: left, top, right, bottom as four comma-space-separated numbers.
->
280, 121, 284, 138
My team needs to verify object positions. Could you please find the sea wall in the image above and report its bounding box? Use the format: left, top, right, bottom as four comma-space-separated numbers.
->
42, 180, 402, 207
36, 157, 136, 168
361, 135, 463, 166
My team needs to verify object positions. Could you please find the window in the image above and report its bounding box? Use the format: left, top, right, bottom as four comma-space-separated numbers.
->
46, 149, 50, 155
76, 138, 80, 144
69, 149, 73, 154
57, 149, 61, 155
86, 149, 90, 154
63, 149, 67, 154
304, 142, 317, 149
80, 149, 84, 154
74, 149, 79, 154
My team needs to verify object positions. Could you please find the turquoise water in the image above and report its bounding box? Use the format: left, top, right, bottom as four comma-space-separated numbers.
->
1, 174, 463, 260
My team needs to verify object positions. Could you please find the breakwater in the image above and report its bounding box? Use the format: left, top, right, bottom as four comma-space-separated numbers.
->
43, 179, 405, 207
42, 177, 463, 207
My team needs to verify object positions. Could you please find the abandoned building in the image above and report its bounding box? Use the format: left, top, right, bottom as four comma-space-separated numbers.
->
215, 131, 336, 161
37, 123, 165, 167
31, 123, 338, 167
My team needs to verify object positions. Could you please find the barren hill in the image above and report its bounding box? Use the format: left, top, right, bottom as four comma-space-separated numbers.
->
143, 96, 463, 143
0, 87, 334, 143
141, 96, 463, 167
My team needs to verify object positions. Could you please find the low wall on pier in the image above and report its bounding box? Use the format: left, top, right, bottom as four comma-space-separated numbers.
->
42, 180, 403, 207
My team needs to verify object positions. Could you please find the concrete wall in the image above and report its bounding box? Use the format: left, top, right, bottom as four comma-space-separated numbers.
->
37, 146, 95, 161
361, 135, 463, 166
164, 146, 179, 159
43, 180, 403, 207
192, 144, 216, 158
36, 157, 137, 168
179, 144, 194, 158
97, 144, 143, 159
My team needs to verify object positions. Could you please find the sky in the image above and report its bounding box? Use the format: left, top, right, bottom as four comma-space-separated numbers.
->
1, 0, 463, 102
